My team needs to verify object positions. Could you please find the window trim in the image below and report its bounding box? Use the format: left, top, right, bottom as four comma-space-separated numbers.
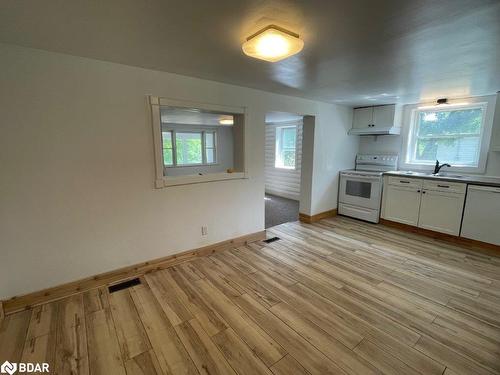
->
400, 96, 496, 174
406, 102, 487, 168
275, 125, 297, 170
150, 96, 248, 188
163, 129, 218, 168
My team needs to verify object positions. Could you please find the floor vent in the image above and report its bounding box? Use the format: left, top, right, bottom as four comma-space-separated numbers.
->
263, 236, 280, 244
108, 278, 141, 293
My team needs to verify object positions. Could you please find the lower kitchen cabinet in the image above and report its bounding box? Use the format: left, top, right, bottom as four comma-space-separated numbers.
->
381, 176, 466, 236
382, 184, 421, 226
418, 189, 465, 235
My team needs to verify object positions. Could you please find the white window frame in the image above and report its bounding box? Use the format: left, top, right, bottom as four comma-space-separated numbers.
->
162, 129, 217, 168
400, 95, 497, 174
275, 125, 297, 170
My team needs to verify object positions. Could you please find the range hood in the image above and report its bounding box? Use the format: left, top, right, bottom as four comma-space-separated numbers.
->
348, 127, 401, 135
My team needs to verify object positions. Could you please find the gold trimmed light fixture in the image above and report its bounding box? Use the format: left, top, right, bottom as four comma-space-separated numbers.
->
219, 117, 234, 125
242, 25, 304, 62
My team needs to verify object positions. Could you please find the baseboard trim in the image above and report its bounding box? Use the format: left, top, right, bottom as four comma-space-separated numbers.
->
380, 219, 500, 254
2, 230, 266, 315
299, 209, 337, 224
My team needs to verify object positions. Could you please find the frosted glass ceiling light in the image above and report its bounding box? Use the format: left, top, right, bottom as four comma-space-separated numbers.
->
242, 25, 304, 62
219, 117, 234, 125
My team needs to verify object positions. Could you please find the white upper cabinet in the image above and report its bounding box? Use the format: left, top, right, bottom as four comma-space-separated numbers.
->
372, 105, 396, 129
490, 92, 500, 152
492, 131, 500, 152
352, 107, 374, 129
349, 104, 402, 135
491, 115, 500, 152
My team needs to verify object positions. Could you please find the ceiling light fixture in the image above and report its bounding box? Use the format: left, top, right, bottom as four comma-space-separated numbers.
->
242, 25, 304, 62
219, 118, 234, 125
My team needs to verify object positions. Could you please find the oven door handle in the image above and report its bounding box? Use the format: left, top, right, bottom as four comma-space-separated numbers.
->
341, 174, 381, 181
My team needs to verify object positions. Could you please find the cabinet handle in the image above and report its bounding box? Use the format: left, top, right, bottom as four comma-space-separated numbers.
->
399, 180, 410, 184
417, 190, 421, 193
437, 184, 449, 188
422, 191, 426, 194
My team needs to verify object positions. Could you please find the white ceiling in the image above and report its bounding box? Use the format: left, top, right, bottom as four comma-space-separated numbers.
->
1, 0, 499, 106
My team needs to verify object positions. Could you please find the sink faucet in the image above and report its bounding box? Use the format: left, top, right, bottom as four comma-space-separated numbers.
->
433, 160, 451, 174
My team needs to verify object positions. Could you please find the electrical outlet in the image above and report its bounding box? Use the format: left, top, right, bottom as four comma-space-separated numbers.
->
201, 226, 208, 236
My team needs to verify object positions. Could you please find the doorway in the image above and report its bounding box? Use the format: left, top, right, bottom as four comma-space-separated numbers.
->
264, 111, 304, 228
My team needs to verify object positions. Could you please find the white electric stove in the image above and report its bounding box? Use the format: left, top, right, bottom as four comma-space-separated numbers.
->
338, 154, 398, 223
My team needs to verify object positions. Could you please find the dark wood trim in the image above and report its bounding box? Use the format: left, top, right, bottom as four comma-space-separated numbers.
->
299, 209, 337, 224
2, 230, 266, 315
380, 218, 500, 254
0, 302, 4, 322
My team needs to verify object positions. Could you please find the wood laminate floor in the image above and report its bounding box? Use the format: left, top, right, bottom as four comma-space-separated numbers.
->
1, 216, 500, 375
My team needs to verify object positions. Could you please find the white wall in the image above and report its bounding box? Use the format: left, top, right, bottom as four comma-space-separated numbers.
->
309, 104, 358, 215
359, 93, 500, 176
161, 123, 234, 176
0, 43, 358, 299
265, 121, 303, 200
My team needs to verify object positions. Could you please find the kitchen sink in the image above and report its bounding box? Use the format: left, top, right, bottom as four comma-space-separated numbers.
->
432, 173, 466, 178
398, 171, 423, 175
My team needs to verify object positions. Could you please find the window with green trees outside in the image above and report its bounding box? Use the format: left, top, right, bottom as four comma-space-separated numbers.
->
408, 104, 486, 167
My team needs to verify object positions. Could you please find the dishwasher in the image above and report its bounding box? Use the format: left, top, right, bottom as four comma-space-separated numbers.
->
461, 185, 500, 246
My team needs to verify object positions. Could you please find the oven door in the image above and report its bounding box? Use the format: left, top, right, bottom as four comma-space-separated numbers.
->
339, 173, 382, 210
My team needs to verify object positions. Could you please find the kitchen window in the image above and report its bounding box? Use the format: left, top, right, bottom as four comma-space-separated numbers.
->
405, 103, 487, 169
275, 125, 297, 169
162, 130, 217, 167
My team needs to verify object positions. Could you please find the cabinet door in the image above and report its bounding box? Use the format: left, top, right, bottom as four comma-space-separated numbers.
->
352, 107, 373, 129
372, 105, 395, 128
491, 121, 500, 152
382, 185, 421, 226
418, 190, 465, 235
